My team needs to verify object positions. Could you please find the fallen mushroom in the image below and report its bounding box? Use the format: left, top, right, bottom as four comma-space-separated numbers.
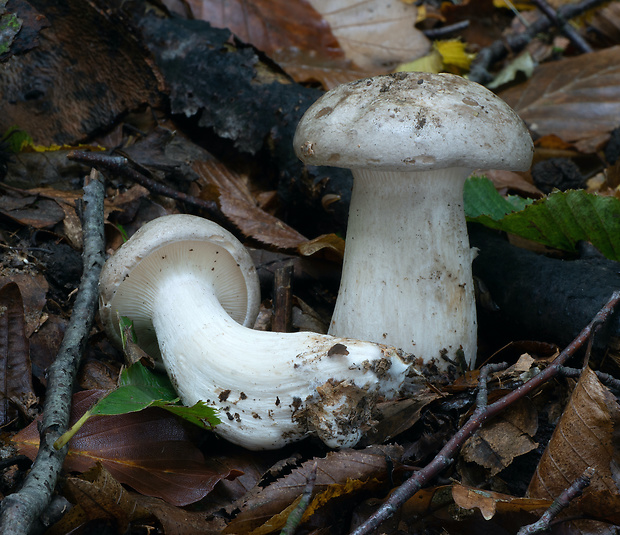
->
99, 214, 416, 450
294, 72, 534, 370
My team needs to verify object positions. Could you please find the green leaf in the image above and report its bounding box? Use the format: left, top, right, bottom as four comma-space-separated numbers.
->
464, 176, 620, 261
55, 364, 220, 450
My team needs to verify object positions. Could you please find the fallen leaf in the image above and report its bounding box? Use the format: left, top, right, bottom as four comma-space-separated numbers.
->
306, 0, 430, 71
0, 283, 37, 424
13, 390, 239, 506
225, 445, 402, 534
501, 46, 620, 152
461, 399, 538, 476
49, 464, 222, 535
452, 484, 551, 520
186, 0, 344, 60
193, 160, 307, 250
0, 272, 48, 337
528, 366, 620, 524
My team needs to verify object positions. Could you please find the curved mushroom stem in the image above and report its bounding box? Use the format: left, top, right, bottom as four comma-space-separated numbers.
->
149, 267, 413, 450
328, 167, 477, 370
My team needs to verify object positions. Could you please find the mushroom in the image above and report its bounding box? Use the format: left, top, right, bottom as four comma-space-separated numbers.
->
294, 72, 534, 370
99, 214, 415, 450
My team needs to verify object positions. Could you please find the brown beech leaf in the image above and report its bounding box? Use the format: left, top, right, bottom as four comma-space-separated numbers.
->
224, 445, 402, 534
0, 185, 65, 228
13, 390, 240, 506
306, 0, 430, 71
50, 464, 222, 535
0, 272, 48, 338
0, 283, 37, 424
528, 366, 620, 524
193, 160, 307, 251
186, 0, 343, 60
500, 46, 620, 153
452, 484, 551, 521
461, 398, 538, 476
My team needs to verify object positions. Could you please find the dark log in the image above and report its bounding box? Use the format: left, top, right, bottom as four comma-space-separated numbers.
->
470, 225, 620, 351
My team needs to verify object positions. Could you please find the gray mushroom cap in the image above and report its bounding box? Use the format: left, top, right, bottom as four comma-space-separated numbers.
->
294, 72, 534, 172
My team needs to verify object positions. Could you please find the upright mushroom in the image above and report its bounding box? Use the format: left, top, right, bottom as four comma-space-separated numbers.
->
294, 72, 534, 370
99, 214, 415, 450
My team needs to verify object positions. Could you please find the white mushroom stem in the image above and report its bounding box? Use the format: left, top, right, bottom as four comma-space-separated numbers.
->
328, 166, 477, 367
147, 263, 412, 450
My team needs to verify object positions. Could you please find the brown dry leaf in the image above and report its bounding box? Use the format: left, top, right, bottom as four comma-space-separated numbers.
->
298, 233, 345, 261
13, 390, 239, 506
29, 187, 84, 249
50, 464, 222, 535
478, 169, 543, 198
589, 1, 620, 46
0, 283, 37, 424
224, 445, 402, 534
451, 484, 551, 520
500, 46, 620, 153
0, 272, 48, 337
462, 398, 538, 476
0, 185, 65, 228
528, 366, 620, 524
185, 0, 343, 60
305, 0, 431, 71
193, 160, 307, 251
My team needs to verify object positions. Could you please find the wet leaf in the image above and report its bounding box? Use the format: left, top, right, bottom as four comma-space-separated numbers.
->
50, 464, 222, 535
501, 46, 620, 152
461, 399, 538, 476
0, 282, 37, 424
452, 484, 551, 520
225, 445, 402, 534
528, 367, 620, 524
193, 160, 307, 251
13, 390, 237, 506
464, 175, 620, 261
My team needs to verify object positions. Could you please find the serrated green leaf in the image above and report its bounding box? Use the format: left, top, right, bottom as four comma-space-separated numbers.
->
464, 176, 620, 261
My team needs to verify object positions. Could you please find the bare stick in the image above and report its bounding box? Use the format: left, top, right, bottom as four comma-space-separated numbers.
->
273, 262, 294, 333
67, 150, 231, 231
350, 291, 620, 535
530, 0, 593, 53
0, 170, 105, 535
469, 0, 608, 84
517, 467, 595, 535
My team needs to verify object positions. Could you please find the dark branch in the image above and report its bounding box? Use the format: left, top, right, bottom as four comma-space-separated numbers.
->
350, 291, 620, 535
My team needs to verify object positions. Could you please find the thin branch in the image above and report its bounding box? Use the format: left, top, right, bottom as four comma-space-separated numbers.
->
529, 0, 593, 53
67, 150, 232, 231
349, 291, 620, 535
469, 0, 608, 84
517, 467, 595, 535
423, 21, 470, 40
0, 170, 106, 535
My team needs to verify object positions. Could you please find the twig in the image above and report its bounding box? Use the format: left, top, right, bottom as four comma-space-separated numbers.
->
350, 291, 620, 535
558, 366, 620, 390
281, 462, 318, 535
530, 0, 593, 53
0, 169, 105, 535
516, 467, 595, 535
469, 0, 608, 84
273, 262, 294, 333
67, 150, 231, 231
423, 21, 470, 40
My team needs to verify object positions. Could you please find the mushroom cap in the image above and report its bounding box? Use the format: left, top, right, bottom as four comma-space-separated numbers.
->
294, 72, 534, 172
99, 214, 260, 360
